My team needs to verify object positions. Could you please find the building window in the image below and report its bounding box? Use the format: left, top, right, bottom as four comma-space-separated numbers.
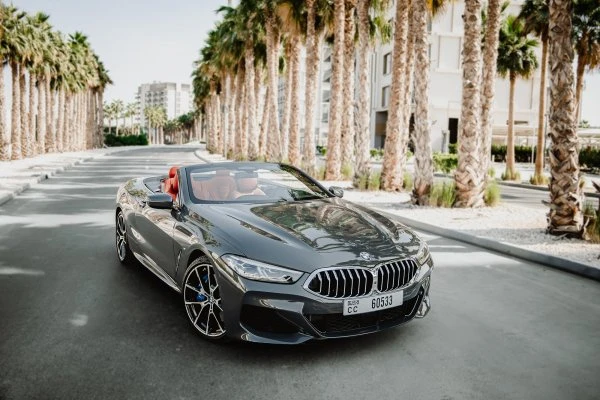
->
383, 52, 392, 75
382, 86, 390, 108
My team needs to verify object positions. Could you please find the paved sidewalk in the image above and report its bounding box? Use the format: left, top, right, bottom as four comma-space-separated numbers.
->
0, 146, 144, 207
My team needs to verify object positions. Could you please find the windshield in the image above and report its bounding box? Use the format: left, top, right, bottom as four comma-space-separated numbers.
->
185, 163, 331, 203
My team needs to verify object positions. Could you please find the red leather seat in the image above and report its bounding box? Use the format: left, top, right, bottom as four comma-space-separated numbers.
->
164, 166, 179, 200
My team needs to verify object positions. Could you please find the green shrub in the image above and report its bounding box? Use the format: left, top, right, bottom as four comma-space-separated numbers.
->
368, 171, 381, 191
530, 174, 549, 185
316, 145, 327, 156
355, 173, 369, 191
491, 144, 538, 163
448, 143, 457, 154
484, 182, 501, 206
501, 169, 521, 181
579, 147, 600, 169
488, 167, 496, 179
583, 201, 600, 243
104, 134, 148, 147
432, 152, 458, 174
341, 164, 353, 180
403, 172, 413, 190
316, 165, 326, 180
370, 148, 384, 159
429, 182, 456, 207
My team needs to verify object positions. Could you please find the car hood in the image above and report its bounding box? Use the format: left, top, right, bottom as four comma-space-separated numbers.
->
187, 198, 422, 273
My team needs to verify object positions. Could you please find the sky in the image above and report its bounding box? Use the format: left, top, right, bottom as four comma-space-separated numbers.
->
8, 0, 600, 126
12, 0, 228, 103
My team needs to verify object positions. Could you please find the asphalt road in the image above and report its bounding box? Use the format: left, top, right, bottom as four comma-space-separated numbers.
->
1, 147, 599, 400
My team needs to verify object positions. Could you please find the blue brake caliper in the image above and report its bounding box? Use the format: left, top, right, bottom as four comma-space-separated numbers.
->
196, 273, 209, 302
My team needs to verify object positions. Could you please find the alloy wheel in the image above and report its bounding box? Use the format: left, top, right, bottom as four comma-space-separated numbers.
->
183, 260, 226, 338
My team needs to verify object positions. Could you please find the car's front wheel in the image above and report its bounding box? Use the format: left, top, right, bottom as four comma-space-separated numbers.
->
183, 256, 227, 341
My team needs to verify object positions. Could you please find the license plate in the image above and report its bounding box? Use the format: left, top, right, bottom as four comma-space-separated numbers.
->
343, 290, 403, 315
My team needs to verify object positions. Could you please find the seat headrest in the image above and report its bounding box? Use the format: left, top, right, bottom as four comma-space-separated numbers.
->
170, 176, 179, 192
169, 166, 179, 178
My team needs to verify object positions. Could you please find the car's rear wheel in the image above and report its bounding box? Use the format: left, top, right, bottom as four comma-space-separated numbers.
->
116, 210, 135, 265
183, 256, 227, 341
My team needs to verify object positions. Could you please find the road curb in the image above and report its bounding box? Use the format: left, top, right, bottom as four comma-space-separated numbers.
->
0, 151, 117, 207
382, 212, 600, 282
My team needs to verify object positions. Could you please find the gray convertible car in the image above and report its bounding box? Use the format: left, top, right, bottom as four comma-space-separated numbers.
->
115, 162, 433, 344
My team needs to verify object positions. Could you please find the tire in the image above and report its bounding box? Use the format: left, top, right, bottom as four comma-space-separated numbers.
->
183, 256, 227, 341
116, 210, 136, 265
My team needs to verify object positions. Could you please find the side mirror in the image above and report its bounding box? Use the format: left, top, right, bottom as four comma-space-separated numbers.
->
329, 186, 344, 198
147, 193, 174, 209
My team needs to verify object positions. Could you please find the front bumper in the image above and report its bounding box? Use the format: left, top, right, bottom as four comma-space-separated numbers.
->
215, 258, 433, 344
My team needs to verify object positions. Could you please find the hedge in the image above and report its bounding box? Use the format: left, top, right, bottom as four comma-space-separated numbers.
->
104, 134, 148, 147
579, 147, 600, 169
433, 152, 458, 173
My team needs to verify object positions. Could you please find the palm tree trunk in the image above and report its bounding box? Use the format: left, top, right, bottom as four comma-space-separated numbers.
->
401, 5, 416, 179
235, 67, 245, 157
547, 0, 583, 236
325, 0, 346, 180
505, 73, 517, 179
45, 78, 54, 153
341, 0, 357, 173
252, 65, 263, 159
381, 0, 409, 191
480, 0, 502, 177
11, 62, 22, 160
302, 0, 321, 175
222, 75, 231, 157
38, 77, 47, 154
454, 0, 485, 207
265, 16, 282, 161
288, 37, 302, 167
0, 57, 8, 161
281, 40, 294, 162
353, 0, 372, 186
574, 48, 586, 124
28, 74, 37, 156
243, 53, 255, 159
227, 73, 236, 157
57, 89, 66, 151
412, 0, 434, 205
19, 66, 30, 158
66, 93, 74, 151
259, 85, 270, 157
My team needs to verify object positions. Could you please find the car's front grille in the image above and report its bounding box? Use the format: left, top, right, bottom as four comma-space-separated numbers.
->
305, 289, 424, 335
377, 259, 419, 293
306, 268, 373, 299
305, 258, 419, 299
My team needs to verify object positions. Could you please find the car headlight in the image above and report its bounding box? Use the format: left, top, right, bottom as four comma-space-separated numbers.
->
221, 254, 303, 284
415, 241, 430, 265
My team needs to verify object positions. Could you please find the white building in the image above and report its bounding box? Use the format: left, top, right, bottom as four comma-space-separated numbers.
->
369, 0, 540, 152
135, 82, 192, 128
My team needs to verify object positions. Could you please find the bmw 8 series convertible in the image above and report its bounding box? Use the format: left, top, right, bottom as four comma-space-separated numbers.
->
115, 162, 433, 344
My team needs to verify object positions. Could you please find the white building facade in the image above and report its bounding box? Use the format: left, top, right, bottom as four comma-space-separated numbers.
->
136, 82, 192, 128
369, 0, 541, 152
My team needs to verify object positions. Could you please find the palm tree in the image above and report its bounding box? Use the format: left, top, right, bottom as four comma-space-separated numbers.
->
572, 0, 600, 122
125, 102, 137, 135
480, 0, 505, 178
454, 0, 484, 207
340, 0, 357, 173
278, 0, 305, 166
380, 0, 410, 191
497, 15, 538, 180
518, 0, 549, 184
113, 100, 124, 136
325, 0, 346, 180
547, 0, 583, 236
412, 0, 446, 205
354, 0, 391, 187
1, 6, 27, 160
